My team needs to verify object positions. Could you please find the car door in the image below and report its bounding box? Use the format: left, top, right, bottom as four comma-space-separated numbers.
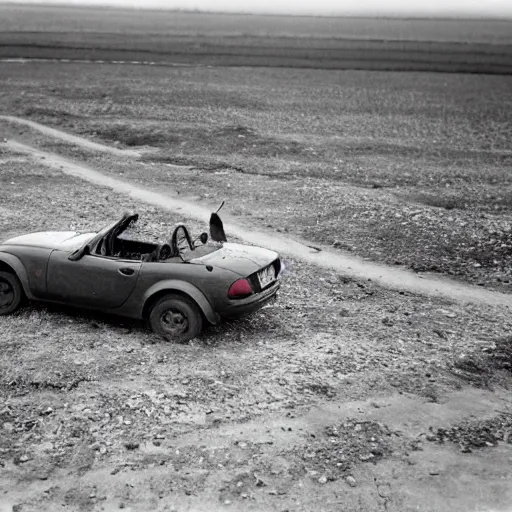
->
46, 250, 141, 309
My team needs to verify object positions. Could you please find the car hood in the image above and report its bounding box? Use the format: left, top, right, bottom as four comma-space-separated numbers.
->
1, 231, 96, 250
190, 242, 279, 276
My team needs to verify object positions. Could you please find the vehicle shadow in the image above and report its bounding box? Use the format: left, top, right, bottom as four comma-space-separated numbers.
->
21, 300, 278, 345
26, 301, 147, 334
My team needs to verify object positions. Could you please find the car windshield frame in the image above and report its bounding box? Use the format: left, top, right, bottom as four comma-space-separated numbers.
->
68, 213, 138, 261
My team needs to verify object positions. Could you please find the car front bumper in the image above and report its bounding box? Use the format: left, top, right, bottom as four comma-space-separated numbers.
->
219, 280, 280, 319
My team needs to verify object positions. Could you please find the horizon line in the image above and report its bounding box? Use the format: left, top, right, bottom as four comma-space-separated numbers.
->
2, 1, 512, 21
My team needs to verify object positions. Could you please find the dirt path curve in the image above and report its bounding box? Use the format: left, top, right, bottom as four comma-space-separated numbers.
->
4, 135, 512, 308
0, 115, 141, 158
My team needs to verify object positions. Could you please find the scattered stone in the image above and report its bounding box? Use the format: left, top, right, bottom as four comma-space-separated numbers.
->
345, 476, 357, 487
427, 414, 512, 451
377, 483, 392, 498
124, 442, 140, 451
318, 475, 328, 484
429, 470, 440, 476
18, 455, 30, 463
433, 329, 448, 340
254, 474, 267, 487
438, 309, 457, 318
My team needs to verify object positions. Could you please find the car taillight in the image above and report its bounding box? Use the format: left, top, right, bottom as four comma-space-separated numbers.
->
228, 278, 253, 299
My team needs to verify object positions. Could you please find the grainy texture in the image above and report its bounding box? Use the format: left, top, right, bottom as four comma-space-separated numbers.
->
1, 12, 512, 508
1, 147, 512, 511
2, 62, 511, 289
1, 5, 512, 72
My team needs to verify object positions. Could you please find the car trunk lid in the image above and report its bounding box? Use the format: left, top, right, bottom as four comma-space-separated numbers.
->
190, 242, 279, 277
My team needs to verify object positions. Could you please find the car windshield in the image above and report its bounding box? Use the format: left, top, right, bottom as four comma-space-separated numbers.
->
81, 214, 222, 261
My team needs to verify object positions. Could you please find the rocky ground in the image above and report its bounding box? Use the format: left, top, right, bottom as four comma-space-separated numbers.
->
1, 63, 511, 291
1, 140, 512, 511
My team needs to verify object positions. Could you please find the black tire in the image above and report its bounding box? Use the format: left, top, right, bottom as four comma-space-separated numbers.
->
0, 270, 24, 315
148, 294, 203, 343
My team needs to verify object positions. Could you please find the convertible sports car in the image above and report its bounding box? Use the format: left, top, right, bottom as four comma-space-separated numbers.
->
0, 211, 282, 342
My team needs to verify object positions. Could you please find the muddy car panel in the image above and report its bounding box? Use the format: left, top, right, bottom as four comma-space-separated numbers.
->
0, 251, 35, 299
0, 245, 52, 298
3, 231, 78, 249
122, 259, 243, 322
46, 250, 142, 309
190, 242, 279, 276
220, 279, 280, 319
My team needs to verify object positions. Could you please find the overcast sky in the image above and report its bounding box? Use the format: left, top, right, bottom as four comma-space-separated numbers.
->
7, 0, 512, 17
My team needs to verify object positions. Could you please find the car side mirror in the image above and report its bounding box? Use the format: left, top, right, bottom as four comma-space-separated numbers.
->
68, 245, 90, 261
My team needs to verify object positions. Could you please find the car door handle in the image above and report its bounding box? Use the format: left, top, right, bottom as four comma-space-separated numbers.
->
119, 267, 135, 276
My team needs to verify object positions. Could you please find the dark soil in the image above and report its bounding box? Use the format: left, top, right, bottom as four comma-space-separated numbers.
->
426, 414, 512, 453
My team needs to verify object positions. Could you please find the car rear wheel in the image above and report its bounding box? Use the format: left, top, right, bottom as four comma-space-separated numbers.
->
0, 271, 24, 315
148, 294, 203, 343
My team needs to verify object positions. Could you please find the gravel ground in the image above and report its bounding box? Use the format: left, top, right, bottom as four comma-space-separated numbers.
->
2, 62, 511, 291
1, 145, 512, 510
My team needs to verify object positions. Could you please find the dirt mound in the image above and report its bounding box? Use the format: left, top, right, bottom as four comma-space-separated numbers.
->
297, 419, 400, 482
426, 414, 512, 453
449, 336, 512, 387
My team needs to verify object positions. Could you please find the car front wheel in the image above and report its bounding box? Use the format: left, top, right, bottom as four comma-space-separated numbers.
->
0, 271, 24, 315
148, 294, 203, 343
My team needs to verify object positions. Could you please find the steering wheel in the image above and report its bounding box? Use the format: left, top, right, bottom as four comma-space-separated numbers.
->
156, 243, 173, 261
170, 224, 194, 259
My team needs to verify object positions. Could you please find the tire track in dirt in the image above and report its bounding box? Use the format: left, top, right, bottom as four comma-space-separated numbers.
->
0, 115, 141, 158
3, 135, 512, 308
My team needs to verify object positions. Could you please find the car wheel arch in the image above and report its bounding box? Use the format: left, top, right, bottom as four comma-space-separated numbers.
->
142, 282, 220, 326
0, 253, 33, 299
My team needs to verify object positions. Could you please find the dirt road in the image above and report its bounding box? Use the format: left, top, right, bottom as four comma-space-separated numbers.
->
0, 115, 142, 158
4, 128, 512, 308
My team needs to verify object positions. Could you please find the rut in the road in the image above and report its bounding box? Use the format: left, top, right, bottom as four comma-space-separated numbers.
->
3, 135, 512, 308
0, 115, 141, 158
